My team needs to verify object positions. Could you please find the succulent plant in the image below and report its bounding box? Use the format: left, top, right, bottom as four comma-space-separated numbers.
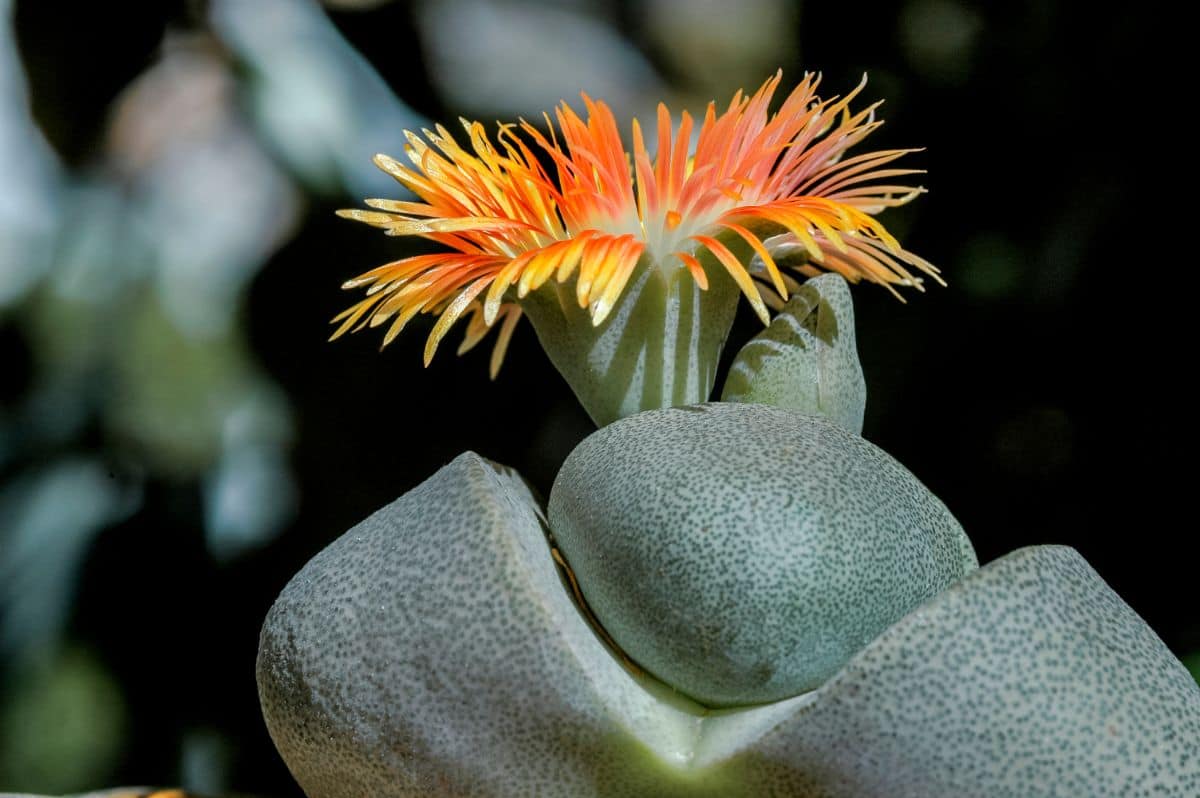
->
258, 74, 1200, 796
258, 446, 1200, 797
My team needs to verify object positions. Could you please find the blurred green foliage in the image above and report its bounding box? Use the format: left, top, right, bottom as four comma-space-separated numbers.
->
0, 648, 126, 793
1185, 653, 1200, 686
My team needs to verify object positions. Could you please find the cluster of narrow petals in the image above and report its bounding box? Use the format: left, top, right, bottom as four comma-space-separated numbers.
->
334, 71, 941, 375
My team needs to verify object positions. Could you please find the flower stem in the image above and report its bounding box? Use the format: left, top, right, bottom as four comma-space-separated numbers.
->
522, 256, 741, 427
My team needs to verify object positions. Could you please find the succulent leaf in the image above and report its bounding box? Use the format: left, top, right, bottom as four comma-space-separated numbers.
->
721, 274, 866, 433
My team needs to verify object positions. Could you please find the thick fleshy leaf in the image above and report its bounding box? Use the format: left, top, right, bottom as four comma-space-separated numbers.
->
258, 454, 1200, 797
748, 545, 1200, 796
721, 274, 866, 433
548, 402, 976, 706
256, 452, 763, 798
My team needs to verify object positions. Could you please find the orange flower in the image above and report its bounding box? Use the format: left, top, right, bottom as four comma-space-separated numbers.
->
334, 71, 939, 377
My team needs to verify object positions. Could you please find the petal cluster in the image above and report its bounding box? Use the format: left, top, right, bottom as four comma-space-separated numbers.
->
334, 72, 939, 374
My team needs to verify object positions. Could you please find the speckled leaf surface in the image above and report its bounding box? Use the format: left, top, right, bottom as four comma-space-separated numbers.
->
258, 452, 1200, 798
256, 451, 785, 798
549, 402, 977, 706
745, 544, 1200, 797
721, 274, 865, 434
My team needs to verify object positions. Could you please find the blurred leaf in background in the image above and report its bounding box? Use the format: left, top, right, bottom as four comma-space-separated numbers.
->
1, 0, 449, 786
0, 0, 59, 313
642, 0, 797, 95
0, 648, 127, 793
898, 0, 982, 86
414, 0, 665, 121
0, 460, 140, 655
210, 0, 427, 198
1185, 653, 1200, 685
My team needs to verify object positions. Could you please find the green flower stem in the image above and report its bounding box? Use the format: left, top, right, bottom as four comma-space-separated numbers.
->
521, 241, 748, 427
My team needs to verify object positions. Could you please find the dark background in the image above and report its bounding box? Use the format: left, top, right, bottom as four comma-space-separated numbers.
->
0, 0, 1190, 794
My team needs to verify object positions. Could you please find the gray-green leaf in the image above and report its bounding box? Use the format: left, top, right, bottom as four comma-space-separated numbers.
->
258, 454, 1200, 797
721, 274, 865, 434
257, 452, 740, 797
749, 545, 1200, 796
548, 402, 976, 707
